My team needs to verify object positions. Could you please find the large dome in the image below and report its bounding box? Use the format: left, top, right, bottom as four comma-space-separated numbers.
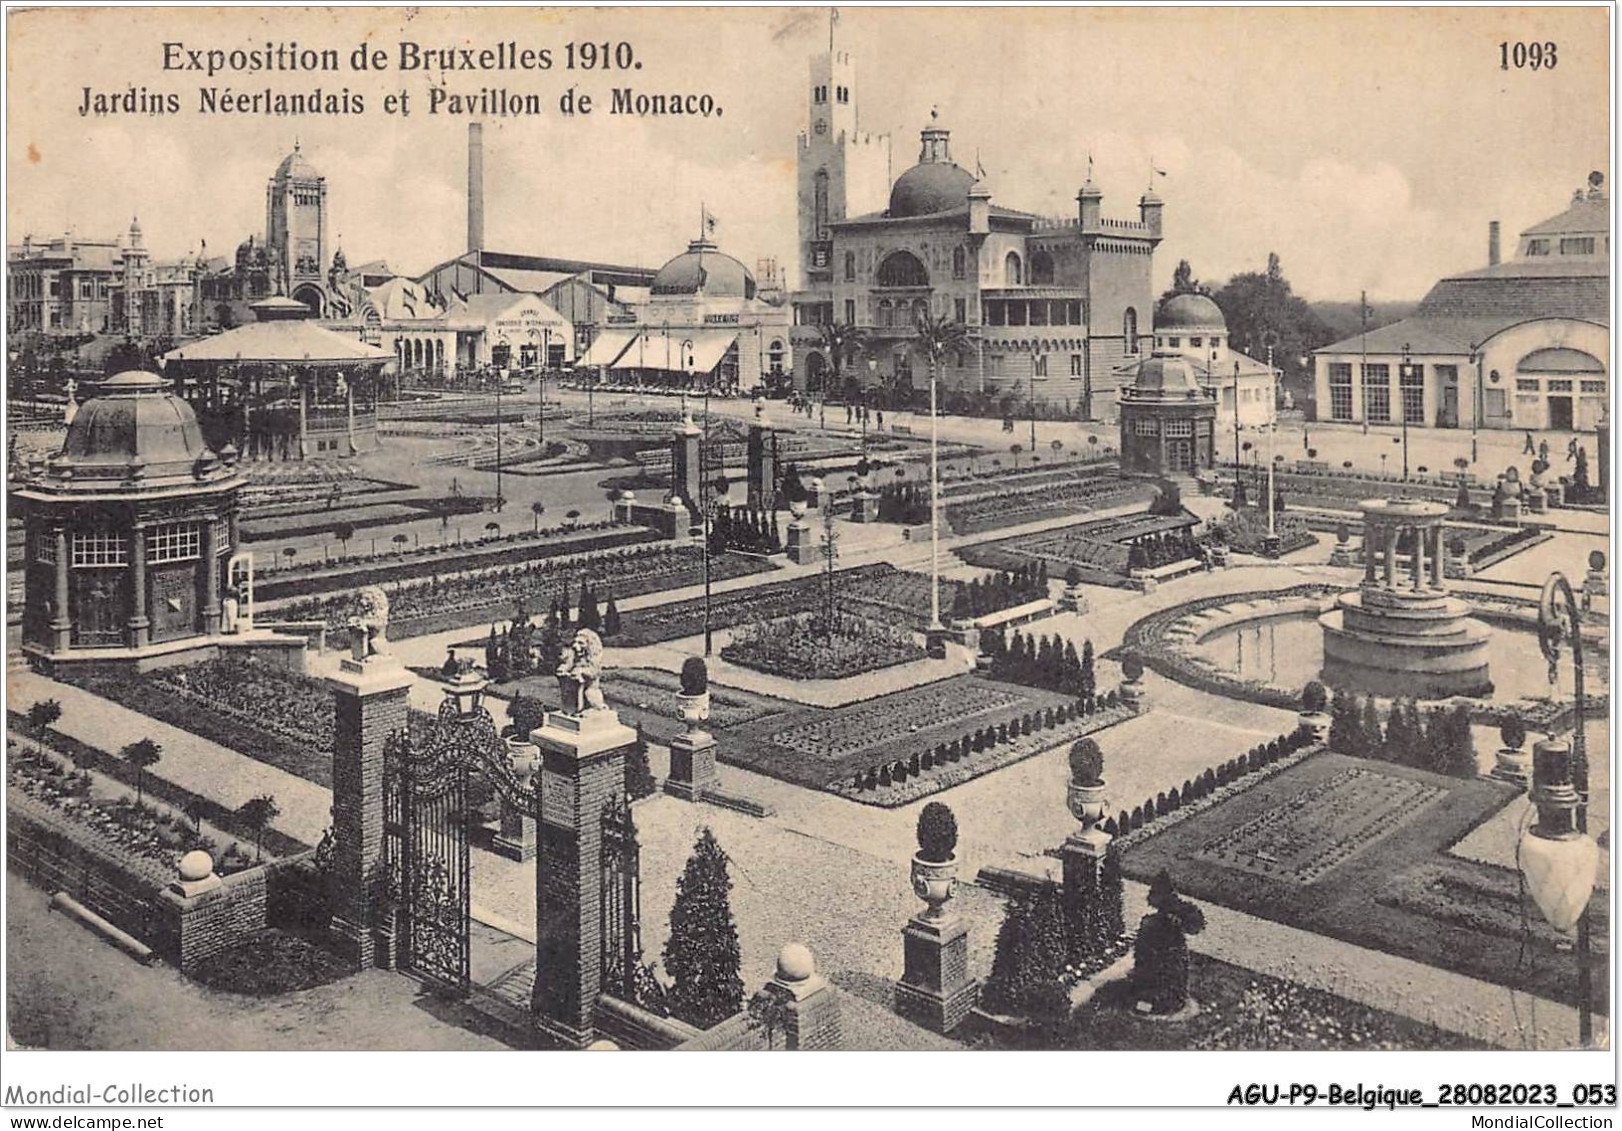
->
888, 161, 976, 219
274, 144, 320, 181
49, 371, 229, 489
1157, 292, 1227, 331
651, 239, 756, 299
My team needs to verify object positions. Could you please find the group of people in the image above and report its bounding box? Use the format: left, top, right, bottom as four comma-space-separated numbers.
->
1522, 431, 1584, 464
842, 402, 882, 430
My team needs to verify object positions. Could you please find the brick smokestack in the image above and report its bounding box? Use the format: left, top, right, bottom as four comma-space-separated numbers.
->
1488, 220, 1501, 267
467, 122, 485, 257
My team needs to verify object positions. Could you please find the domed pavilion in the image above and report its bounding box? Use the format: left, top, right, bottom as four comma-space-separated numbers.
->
1118, 350, 1218, 475
17, 371, 302, 672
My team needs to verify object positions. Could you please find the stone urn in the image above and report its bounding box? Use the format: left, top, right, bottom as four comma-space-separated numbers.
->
1067, 780, 1108, 828
1493, 744, 1532, 787
1297, 712, 1331, 743
789, 498, 808, 520
910, 854, 959, 922
505, 736, 541, 787
676, 689, 711, 733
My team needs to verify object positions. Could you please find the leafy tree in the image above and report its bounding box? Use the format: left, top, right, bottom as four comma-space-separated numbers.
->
122, 738, 162, 804
182, 795, 208, 834
332, 522, 356, 557
1212, 252, 1334, 396
663, 827, 745, 1029
26, 698, 62, 734
236, 794, 280, 862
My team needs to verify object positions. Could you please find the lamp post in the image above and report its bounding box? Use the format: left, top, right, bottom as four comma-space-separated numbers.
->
1525, 570, 1596, 1047
1232, 359, 1242, 470
494, 366, 505, 511
1469, 342, 1482, 464
1398, 342, 1413, 479
864, 358, 877, 453
701, 475, 729, 656
928, 336, 944, 656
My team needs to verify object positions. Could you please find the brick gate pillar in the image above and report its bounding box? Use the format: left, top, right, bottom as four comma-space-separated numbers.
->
531, 706, 635, 1048
326, 645, 412, 970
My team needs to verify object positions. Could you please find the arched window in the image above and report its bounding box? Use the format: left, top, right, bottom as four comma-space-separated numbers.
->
813, 170, 830, 240
912, 298, 929, 326
876, 251, 929, 288
952, 246, 967, 279
768, 339, 786, 375
1029, 250, 1055, 285
878, 299, 894, 328
1123, 307, 1139, 354
844, 251, 856, 282
1004, 252, 1024, 286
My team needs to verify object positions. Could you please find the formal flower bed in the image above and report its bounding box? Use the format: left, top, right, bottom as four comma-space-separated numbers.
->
828, 697, 1138, 807
1378, 859, 1612, 956
957, 509, 1203, 586
722, 613, 925, 680
273, 541, 773, 638
1211, 505, 1315, 556
63, 659, 438, 788
946, 474, 1154, 535
8, 739, 259, 876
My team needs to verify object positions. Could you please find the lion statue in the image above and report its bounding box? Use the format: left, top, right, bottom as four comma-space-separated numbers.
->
556, 627, 608, 715
348, 585, 391, 661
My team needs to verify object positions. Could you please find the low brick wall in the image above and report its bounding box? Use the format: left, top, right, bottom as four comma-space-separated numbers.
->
594, 994, 701, 1050
8, 791, 290, 973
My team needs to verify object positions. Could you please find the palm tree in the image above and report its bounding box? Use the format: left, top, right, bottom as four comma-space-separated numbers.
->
1011, 442, 1024, 469
912, 309, 970, 639
816, 323, 869, 403
531, 500, 547, 533
121, 738, 162, 805
333, 521, 355, 559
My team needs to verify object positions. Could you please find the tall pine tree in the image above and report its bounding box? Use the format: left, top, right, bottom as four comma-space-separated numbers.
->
663, 828, 745, 1029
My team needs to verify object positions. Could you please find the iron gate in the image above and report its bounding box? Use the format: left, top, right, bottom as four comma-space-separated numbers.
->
599, 795, 643, 1000
384, 703, 479, 996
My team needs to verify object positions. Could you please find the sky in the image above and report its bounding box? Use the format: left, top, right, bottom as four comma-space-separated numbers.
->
6, 5, 1610, 302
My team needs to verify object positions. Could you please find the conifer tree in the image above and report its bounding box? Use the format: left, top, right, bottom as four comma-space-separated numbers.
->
1080, 639, 1096, 706
602, 594, 622, 637
625, 722, 656, 800
1359, 696, 1384, 758
663, 827, 745, 1029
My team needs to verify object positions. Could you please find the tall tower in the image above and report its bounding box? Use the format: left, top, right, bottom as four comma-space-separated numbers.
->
467, 122, 485, 259
796, 35, 891, 290
122, 216, 149, 336
265, 142, 329, 305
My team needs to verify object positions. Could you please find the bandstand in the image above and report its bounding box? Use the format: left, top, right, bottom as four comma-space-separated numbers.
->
1319, 499, 1493, 698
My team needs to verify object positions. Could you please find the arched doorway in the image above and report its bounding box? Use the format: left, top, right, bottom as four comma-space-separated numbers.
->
290, 283, 325, 318
805, 350, 828, 393
877, 250, 930, 288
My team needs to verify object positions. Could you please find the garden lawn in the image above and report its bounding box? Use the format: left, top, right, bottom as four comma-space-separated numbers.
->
1120, 751, 1607, 1012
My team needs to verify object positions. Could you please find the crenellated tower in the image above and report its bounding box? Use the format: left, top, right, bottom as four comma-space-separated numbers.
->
796, 44, 891, 290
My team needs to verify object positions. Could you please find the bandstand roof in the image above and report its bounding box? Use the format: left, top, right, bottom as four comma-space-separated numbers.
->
161, 320, 392, 367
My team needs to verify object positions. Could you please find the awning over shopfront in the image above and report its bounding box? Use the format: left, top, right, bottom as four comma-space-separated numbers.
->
610, 329, 738, 373
579, 329, 635, 368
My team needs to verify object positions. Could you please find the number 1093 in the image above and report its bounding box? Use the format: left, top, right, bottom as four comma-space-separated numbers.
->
1500, 41, 1557, 69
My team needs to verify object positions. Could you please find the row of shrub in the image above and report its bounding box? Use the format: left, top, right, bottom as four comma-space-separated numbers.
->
848, 693, 1122, 792
1326, 688, 1477, 778
1100, 726, 1318, 838
950, 562, 1049, 620
982, 628, 1095, 700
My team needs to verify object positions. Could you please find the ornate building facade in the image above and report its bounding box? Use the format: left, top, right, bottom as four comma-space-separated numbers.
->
789, 43, 1162, 421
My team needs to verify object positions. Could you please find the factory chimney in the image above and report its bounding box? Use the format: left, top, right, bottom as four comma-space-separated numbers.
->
468, 122, 485, 260
1488, 220, 1501, 267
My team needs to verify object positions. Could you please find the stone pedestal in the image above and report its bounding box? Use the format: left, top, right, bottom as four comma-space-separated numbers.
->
1119, 677, 1146, 708
753, 944, 843, 1050
672, 420, 702, 512
895, 913, 979, 1034
1502, 497, 1522, 526
849, 490, 879, 523
785, 518, 817, 565
494, 802, 537, 861
531, 707, 636, 1048
1492, 745, 1532, 788
1260, 533, 1283, 559
665, 728, 718, 802
748, 421, 778, 511
326, 654, 413, 970
1060, 585, 1089, 614
1525, 488, 1547, 514
1061, 825, 1112, 939
925, 624, 951, 660
1329, 542, 1354, 568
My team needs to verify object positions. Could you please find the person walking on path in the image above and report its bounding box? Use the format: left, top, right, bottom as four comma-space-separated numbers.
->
1568, 436, 1580, 462
1524, 430, 1537, 455
876, 409, 884, 431
1538, 438, 1551, 465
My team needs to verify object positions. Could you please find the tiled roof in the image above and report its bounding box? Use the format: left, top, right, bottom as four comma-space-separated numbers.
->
1521, 194, 1609, 237
1414, 272, 1608, 323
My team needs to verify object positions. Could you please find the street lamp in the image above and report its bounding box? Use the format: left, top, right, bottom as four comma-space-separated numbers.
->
1523, 570, 1597, 1047
494, 366, 506, 511
864, 358, 877, 453
700, 474, 729, 656
1468, 342, 1483, 464
1398, 342, 1414, 479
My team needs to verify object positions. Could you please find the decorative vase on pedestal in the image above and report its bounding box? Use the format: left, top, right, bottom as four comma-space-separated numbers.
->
1067, 780, 1108, 829
1120, 678, 1146, 708
910, 854, 959, 922
493, 737, 540, 860
1297, 712, 1331, 743
1492, 744, 1532, 787
666, 687, 718, 802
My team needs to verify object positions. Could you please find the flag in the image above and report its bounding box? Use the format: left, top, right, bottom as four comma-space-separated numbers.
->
702, 205, 719, 237
1152, 165, 1168, 178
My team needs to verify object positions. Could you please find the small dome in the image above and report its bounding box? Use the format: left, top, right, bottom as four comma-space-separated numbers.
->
775, 942, 816, 983
1156, 292, 1226, 331
274, 144, 319, 181
1131, 350, 1202, 394
651, 239, 756, 299
889, 161, 976, 218
53, 370, 220, 485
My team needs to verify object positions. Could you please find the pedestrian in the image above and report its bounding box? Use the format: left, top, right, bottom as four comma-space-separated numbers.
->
1538, 439, 1550, 465
846, 404, 853, 425
877, 409, 885, 430
1567, 436, 1579, 462
1523, 430, 1536, 455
